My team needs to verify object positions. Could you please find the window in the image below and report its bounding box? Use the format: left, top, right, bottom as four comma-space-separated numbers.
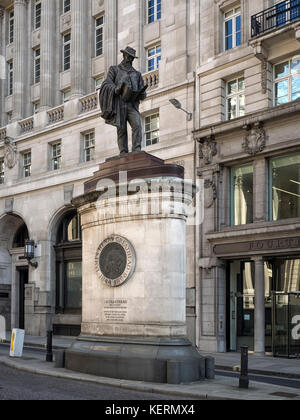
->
63, 33, 71, 71
33, 101, 40, 114
144, 113, 159, 146
95, 75, 104, 90
34, 0, 41, 29
147, 0, 161, 24
275, 0, 300, 27
34, 48, 41, 84
147, 45, 161, 72
63, 0, 71, 14
226, 77, 245, 120
22, 151, 31, 178
56, 212, 82, 314
9, 11, 14, 44
274, 58, 300, 105
95, 16, 104, 57
13, 223, 29, 248
7, 112, 12, 123
224, 7, 242, 50
8, 62, 13, 96
0, 159, 4, 184
63, 89, 71, 102
51, 142, 62, 171
269, 154, 300, 221
231, 163, 253, 226
83, 132, 95, 162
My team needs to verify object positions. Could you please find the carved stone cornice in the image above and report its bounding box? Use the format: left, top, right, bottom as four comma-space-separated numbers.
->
242, 122, 267, 156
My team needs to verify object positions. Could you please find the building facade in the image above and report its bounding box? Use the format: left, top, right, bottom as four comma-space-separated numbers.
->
196, 0, 300, 356
0, 0, 197, 341
0, 0, 299, 357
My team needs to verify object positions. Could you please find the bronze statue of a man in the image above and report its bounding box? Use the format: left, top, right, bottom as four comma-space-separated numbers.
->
99, 46, 148, 156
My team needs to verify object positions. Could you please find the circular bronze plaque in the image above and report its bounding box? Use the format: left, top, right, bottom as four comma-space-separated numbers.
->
95, 235, 136, 287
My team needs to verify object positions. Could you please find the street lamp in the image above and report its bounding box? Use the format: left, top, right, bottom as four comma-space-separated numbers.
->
24, 240, 38, 268
169, 98, 193, 121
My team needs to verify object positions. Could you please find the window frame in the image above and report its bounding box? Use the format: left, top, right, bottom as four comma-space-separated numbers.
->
34, 48, 41, 84
63, 32, 71, 72
230, 162, 254, 226
144, 112, 160, 147
146, 0, 162, 24
22, 151, 32, 178
224, 6, 242, 51
8, 61, 13, 96
226, 76, 245, 121
83, 131, 95, 163
274, 58, 300, 106
63, 0, 71, 14
34, 0, 41, 30
146, 44, 161, 72
95, 15, 104, 57
51, 141, 62, 171
0, 158, 5, 185
8, 10, 14, 44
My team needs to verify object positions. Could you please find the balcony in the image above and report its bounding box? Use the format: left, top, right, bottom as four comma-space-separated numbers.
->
251, 0, 300, 37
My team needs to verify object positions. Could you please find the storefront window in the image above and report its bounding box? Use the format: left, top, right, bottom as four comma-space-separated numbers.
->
231, 163, 253, 225
270, 154, 300, 221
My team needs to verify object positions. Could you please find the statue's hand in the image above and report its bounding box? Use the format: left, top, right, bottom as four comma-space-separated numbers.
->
115, 87, 122, 96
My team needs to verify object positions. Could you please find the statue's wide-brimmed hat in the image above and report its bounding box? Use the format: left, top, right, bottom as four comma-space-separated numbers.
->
121, 46, 138, 59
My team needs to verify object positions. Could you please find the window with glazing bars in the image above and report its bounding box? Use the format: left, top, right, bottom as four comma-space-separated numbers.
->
51, 142, 62, 170
63, 33, 71, 71
147, 0, 161, 23
23, 152, 32, 178
144, 113, 159, 146
84, 132, 95, 162
34, 48, 40, 84
147, 45, 161, 72
63, 0, 71, 14
8, 62, 13, 95
274, 58, 300, 105
0, 159, 4, 184
35, 0, 41, 29
95, 16, 104, 57
9, 11, 14, 44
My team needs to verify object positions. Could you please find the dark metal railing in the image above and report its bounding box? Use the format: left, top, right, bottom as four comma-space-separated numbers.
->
251, 0, 300, 37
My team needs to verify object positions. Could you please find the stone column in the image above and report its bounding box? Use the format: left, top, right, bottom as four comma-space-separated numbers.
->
253, 158, 267, 223
104, 0, 118, 69
12, 0, 29, 122
70, 0, 88, 99
0, 7, 5, 127
253, 257, 265, 355
40, 0, 57, 111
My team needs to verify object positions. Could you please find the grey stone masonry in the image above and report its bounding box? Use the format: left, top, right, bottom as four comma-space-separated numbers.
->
12, 0, 29, 122
70, 0, 88, 99
40, 0, 57, 111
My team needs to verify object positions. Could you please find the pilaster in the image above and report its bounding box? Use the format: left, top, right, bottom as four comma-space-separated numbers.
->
40, 0, 57, 111
104, 0, 118, 70
253, 257, 265, 356
12, 0, 29, 122
70, 0, 88, 99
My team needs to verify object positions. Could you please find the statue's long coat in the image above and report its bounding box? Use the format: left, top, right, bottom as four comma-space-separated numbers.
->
99, 63, 146, 131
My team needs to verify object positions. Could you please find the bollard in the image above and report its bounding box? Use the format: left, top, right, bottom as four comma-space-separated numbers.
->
239, 345, 249, 389
46, 330, 53, 362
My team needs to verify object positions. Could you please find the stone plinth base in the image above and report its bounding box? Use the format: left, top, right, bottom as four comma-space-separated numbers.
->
65, 335, 206, 384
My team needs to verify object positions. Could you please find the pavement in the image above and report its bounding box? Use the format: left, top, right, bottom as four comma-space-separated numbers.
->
1, 332, 300, 400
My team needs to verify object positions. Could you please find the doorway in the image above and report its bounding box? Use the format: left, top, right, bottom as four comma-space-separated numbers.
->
18, 267, 28, 330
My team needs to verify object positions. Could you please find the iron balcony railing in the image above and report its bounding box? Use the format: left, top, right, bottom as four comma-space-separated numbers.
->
251, 0, 300, 37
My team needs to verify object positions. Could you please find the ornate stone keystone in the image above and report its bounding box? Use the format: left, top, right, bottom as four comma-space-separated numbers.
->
242, 122, 266, 156
198, 135, 218, 165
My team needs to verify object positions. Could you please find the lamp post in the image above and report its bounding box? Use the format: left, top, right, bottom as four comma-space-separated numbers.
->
24, 240, 38, 268
169, 99, 193, 121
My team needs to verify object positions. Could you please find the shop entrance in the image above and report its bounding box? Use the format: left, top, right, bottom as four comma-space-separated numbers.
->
273, 292, 300, 358
227, 258, 300, 355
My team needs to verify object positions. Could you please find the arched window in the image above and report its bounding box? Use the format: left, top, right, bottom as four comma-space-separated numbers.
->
55, 212, 82, 320
13, 223, 29, 248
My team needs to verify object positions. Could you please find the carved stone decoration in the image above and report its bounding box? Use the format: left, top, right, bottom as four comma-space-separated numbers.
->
204, 179, 217, 209
95, 235, 136, 288
261, 58, 268, 95
198, 136, 218, 165
242, 123, 266, 156
4, 137, 18, 169
0, 7, 4, 19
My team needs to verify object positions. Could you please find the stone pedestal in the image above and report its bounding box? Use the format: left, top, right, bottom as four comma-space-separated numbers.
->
65, 152, 206, 383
